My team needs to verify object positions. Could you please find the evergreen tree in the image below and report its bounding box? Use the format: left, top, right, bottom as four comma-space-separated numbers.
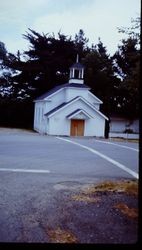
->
83, 39, 120, 116
74, 29, 89, 57
4, 29, 78, 99
113, 17, 140, 118
0, 42, 14, 99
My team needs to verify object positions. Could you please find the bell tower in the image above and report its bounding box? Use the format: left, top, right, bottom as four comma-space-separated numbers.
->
69, 55, 84, 84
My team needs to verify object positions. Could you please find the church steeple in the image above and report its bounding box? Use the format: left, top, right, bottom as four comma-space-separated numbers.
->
76, 54, 79, 63
69, 55, 84, 84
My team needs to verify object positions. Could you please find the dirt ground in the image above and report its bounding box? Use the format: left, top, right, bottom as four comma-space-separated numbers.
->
35, 179, 139, 244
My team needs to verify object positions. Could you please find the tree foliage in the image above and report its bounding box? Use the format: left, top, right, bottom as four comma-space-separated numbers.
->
113, 17, 140, 118
74, 29, 89, 56
0, 42, 7, 61
117, 17, 140, 45
4, 29, 81, 99
0, 18, 140, 128
83, 39, 120, 115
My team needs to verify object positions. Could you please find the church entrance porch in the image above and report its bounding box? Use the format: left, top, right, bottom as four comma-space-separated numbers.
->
70, 119, 85, 136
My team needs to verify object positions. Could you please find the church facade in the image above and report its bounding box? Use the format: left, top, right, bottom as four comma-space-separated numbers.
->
33, 58, 108, 136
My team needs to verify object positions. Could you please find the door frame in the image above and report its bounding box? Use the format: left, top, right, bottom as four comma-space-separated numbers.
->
70, 119, 85, 136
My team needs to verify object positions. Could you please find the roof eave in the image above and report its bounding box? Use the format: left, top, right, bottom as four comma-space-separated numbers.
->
45, 96, 108, 120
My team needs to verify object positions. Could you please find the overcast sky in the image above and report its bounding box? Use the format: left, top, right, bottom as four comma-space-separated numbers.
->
0, 0, 140, 55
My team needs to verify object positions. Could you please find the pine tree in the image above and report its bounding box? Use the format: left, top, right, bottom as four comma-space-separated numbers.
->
83, 39, 120, 116
113, 17, 140, 118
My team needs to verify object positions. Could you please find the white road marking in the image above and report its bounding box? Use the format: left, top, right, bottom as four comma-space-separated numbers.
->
95, 139, 138, 152
0, 168, 50, 173
56, 137, 138, 179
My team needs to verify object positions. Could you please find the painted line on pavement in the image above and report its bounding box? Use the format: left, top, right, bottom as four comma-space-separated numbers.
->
56, 137, 138, 179
0, 168, 50, 173
95, 140, 138, 152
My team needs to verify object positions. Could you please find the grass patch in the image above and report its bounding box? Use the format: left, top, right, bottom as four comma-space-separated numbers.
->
71, 180, 138, 204
72, 194, 101, 203
47, 227, 78, 243
114, 203, 138, 219
110, 138, 139, 143
82, 180, 138, 197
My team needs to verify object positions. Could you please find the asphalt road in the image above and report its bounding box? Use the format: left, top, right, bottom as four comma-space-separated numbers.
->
0, 128, 138, 180
0, 128, 139, 243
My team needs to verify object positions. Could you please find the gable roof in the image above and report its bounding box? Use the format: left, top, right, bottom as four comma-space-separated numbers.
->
44, 96, 79, 117
88, 92, 103, 104
44, 96, 108, 120
66, 109, 93, 119
34, 82, 90, 101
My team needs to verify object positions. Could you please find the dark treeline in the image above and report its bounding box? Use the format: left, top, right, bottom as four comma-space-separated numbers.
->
0, 18, 140, 129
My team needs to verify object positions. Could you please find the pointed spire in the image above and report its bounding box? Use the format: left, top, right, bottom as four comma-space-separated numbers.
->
76, 54, 79, 63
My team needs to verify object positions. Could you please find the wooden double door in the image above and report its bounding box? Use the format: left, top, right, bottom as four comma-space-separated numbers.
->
70, 119, 85, 136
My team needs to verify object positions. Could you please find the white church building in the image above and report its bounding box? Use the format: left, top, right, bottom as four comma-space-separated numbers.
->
33, 57, 108, 136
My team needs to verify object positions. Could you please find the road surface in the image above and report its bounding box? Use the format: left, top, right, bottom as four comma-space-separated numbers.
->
0, 128, 139, 243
